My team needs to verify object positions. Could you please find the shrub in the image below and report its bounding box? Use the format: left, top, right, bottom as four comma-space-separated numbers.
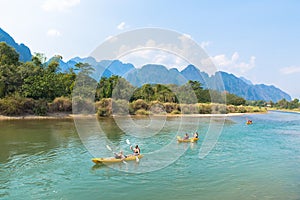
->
128, 102, 135, 115
197, 103, 212, 114
96, 98, 112, 117
164, 102, 179, 113
73, 97, 95, 114
49, 97, 72, 112
112, 99, 129, 115
237, 105, 247, 113
0, 96, 49, 116
33, 99, 48, 116
253, 108, 260, 112
180, 104, 198, 114
149, 101, 166, 114
226, 105, 237, 113
170, 110, 181, 115
23, 98, 36, 114
135, 109, 150, 115
211, 103, 228, 114
0, 96, 24, 116
131, 99, 149, 111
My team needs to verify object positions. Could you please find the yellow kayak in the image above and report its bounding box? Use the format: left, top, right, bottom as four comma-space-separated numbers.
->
177, 136, 199, 143
92, 154, 143, 164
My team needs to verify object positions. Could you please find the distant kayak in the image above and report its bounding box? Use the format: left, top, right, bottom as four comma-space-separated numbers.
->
246, 121, 253, 125
177, 136, 199, 143
92, 154, 143, 164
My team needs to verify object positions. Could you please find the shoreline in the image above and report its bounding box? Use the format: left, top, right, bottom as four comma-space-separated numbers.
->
0, 112, 266, 121
267, 108, 300, 114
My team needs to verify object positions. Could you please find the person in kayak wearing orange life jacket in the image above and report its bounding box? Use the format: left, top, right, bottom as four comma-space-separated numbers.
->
183, 133, 189, 140
130, 145, 140, 156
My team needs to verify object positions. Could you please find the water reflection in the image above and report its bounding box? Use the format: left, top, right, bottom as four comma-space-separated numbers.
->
0, 119, 77, 164
98, 117, 124, 142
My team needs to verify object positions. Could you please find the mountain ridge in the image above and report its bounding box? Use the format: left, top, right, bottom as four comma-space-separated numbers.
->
0, 27, 291, 102
57, 57, 291, 102
0, 28, 32, 62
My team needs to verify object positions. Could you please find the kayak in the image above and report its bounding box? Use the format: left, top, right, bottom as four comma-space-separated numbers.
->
92, 154, 143, 164
246, 121, 253, 125
177, 136, 199, 143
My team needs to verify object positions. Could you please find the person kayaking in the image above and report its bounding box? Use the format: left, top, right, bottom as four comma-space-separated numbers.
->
183, 133, 189, 140
193, 132, 199, 139
114, 151, 126, 159
130, 145, 140, 156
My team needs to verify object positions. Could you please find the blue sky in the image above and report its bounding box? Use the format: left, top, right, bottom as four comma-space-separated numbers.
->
0, 0, 299, 99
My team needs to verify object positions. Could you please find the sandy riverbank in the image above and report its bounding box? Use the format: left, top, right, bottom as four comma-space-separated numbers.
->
0, 111, 266, 120
0, 113, 74, 120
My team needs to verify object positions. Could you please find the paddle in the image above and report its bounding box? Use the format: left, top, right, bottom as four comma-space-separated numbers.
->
106, 144, 127, 164
126, 139, 139, 162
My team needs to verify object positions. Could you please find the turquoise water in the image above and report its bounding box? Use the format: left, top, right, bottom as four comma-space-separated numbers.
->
1, 111, 300, 199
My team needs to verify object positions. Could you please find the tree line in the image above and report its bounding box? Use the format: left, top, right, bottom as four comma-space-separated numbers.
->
0, 42, 296, 116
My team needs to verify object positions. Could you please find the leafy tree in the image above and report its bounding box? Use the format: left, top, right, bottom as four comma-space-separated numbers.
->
112, 77, 135, 100
0, 64, 20, 97
73, 62, 97, 100
97, 75, 122, 100
0, 43, 21, 97
75, 62, 95, 76
21, 55, 75, 100
289, 98, 299, 109
31, 53, 46, 67
153, 84, 176, 103
276, 98, 289, 109
131, 84, 155, 102
0, 42, 19, 66
226, 93, 246, 105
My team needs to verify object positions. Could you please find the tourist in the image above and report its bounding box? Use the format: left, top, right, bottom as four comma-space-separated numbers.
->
193, 132, 199, 138
183, 133, 189, 140
130, 145, 140, 156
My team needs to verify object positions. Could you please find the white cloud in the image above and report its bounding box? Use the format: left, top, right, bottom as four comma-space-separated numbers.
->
200, 41, 211, 49
182, 33, 192, 39
211, 52, 255, 75
42, 0, 80, 12
178, 34, 192, 44
120, 49, 188, 69
117, 22, 126, 30
105, 35, 118, 43
280, 66, 300, 74
47, 29, 61, 37
120, 50, 256, 76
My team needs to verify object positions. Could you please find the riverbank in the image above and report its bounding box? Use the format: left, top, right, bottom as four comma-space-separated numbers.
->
267, 108, 300, 113
0, 113, 73, 120
0, 111, 265, 120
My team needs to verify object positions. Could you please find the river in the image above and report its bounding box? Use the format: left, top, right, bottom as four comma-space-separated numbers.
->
1, 111, 300, 199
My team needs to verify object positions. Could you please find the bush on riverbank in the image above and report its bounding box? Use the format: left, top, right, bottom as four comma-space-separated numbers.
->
49, 97, 72, 112
0, 96, 267, 117
0, 96, 48, 116
0, 96, 25, 116
93, 98, 267, 116
95, 98, 112, 117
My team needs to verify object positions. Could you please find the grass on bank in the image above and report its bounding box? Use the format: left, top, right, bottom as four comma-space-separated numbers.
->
0, 96, 267, 117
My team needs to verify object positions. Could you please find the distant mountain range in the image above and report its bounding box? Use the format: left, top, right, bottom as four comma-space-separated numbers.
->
0, 28, 32, 62
0, 27, 292, 102
56, 57, 291, 102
